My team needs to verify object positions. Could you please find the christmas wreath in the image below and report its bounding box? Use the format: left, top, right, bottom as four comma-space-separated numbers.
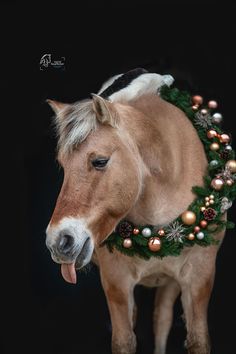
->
103, 85, 236, 260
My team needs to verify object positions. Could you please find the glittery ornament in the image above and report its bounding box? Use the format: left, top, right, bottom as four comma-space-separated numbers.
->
166, 221, 186, 243
220, 197, 232, 213
118, 221, 133, 238
194, 111, 212, 129
148, 237, 161, 252
203, 208, 217, 221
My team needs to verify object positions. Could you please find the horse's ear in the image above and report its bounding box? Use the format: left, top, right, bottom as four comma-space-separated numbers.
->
46, 99, 69, 115
91, 94, 119, 127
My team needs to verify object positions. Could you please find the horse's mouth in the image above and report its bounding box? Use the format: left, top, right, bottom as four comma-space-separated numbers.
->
61, 238, 91, 284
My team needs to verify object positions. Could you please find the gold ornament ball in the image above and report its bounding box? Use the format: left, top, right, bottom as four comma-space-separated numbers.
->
133, 228, 140, 235
158, 229, 165, 237
148, 237, 161, 252
225, 160, 236, 173
181, 211, 197, 225
219, 134, 230, 143
210, 142, 220, 151
194, 226, 201, 233
200, 220, 208, 228
211, 177, 224, 190
123, 238, 132, 248
188, 233, 195, 240
208, 100, 218, 109
207, 130, 217, 139
226, 179, 233, 186
200, 206, 206, 212
192, 95, 203, 105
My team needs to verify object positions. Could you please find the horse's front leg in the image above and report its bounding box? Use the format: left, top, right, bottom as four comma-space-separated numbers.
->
179, 247, 218, 354
101, 273, 137, 354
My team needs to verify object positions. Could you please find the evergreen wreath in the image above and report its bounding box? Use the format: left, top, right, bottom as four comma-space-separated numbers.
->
103, 86, 236, 260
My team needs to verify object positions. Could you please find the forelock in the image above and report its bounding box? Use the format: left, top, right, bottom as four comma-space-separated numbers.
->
56, 99, 97, 153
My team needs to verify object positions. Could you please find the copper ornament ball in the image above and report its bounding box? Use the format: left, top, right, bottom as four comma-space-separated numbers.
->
158, 229, 165, 237
207, 130, 217, 139
211, 177, 224, 190
226, 179, 233, 186
194, 226, 201, 233
225, 160, 236, 173
219, 134, 230, 143
188, 233, 195, 240
200, 220, 208, 228
192, 95, 203, 105
210, 142, 220, 151
133, 228, 140, 235
208, 100, 218, 109
201, 108, 208, 115
123, 238, 132, 248
148, 237, 161, 252
181, 211, 197, 225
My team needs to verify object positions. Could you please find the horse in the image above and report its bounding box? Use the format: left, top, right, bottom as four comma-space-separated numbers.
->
45, 72, 226, 354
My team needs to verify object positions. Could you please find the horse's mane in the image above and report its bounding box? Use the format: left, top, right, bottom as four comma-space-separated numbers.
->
56, 99, 97, 153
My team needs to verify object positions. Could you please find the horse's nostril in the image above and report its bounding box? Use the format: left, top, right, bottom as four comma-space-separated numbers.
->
58, 234, 74, 254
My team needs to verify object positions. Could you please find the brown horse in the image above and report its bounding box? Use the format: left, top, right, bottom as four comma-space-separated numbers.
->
46, 90, 225, 354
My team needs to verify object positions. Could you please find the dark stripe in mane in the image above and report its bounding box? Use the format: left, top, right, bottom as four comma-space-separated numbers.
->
100, 68, 148, 99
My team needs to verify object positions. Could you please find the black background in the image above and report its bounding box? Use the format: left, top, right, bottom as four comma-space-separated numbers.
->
3, 2, 236, 354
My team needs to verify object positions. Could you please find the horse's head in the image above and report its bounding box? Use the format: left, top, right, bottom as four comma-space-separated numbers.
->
46, 95, 146, 283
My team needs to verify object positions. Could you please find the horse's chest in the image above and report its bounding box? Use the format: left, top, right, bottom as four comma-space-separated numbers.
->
138, 273, 170, 287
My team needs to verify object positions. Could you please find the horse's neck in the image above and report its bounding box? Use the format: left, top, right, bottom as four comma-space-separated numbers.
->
126, 95, 207, 227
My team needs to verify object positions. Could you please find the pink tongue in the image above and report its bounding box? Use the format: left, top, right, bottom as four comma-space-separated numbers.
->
61, 263, 77, 284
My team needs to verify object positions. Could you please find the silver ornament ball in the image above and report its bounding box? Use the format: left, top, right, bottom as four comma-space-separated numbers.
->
142, 227, 152, 237
225, 145, 232, 151
212, 112, 223, 124
196, 231, 205, 240
209, 160, 219, 168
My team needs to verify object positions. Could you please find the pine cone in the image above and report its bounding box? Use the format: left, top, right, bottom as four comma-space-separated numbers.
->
117, 221, 133, 238
220, 150, 230, 160
203, 208, 217, 221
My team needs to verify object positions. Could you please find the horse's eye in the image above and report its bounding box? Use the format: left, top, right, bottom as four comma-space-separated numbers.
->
92, 158, 109, 170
